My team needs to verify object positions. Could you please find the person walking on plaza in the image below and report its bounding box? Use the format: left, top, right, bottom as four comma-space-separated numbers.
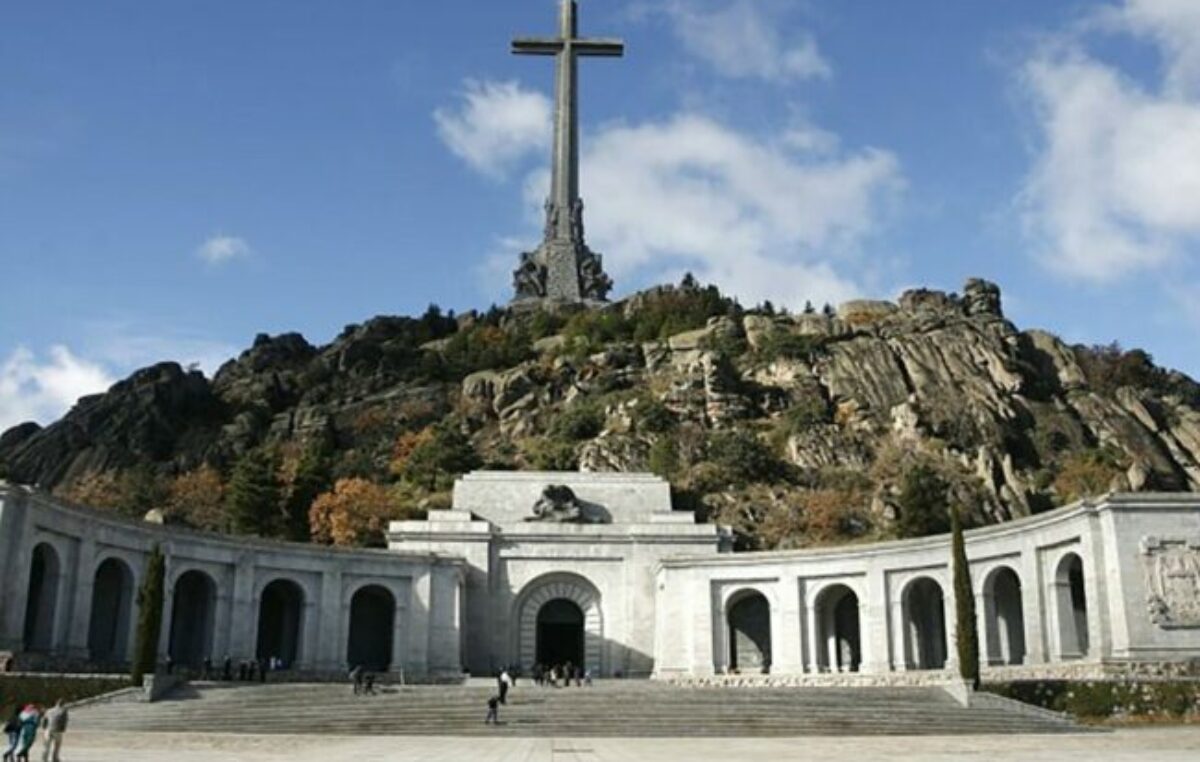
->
498, 668, 512, 705
484, 695, 500, 725
13, 704, 40, 762
349, 665, 364, 695
39, 700, 67, 762
2, 708, 20, 762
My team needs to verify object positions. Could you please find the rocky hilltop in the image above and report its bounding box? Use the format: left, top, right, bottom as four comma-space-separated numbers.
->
2, 278, 1198, 549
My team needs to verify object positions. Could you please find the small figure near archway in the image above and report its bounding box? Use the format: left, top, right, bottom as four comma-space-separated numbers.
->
727, 591, 771, 674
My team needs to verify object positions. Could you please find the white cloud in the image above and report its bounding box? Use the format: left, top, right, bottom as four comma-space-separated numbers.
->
196, 235, 252, 265
1018, 0, 1200, 282
433, 80, 552, 179
438, 81, 901, 309
648, 0, 831, 83
0, 346, 115, 433
81, 321, 238, 378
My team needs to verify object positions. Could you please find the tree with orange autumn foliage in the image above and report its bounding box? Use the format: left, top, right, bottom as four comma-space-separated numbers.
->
309, 478, 415, 548
164, 465, 227, 531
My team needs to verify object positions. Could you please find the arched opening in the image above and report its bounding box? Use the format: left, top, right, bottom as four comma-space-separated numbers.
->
1055, 553, 1089, 659
816, 585, 861, 673
169, 570, 216, 668
984, 567, 1026, 666
257, 579, 304, 667
88, 558, 134, 663
903, 577, 947, 670
536, 598, 584, 669
515, 574, 603, 676
22, 543, 61, 652
347, 585, 395, 672
727, 591, 771, 674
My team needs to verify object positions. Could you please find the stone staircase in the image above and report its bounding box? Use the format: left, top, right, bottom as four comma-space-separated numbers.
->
72, 680, 1083, 737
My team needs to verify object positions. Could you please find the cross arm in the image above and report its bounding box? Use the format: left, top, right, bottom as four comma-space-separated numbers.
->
513, 38, 564, 56
574, 39, 625, 57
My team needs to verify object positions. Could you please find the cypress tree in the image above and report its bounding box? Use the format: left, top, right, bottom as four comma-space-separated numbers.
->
951, 506, 980, 690
227, 447, 281, 536
132, 545, 165, 685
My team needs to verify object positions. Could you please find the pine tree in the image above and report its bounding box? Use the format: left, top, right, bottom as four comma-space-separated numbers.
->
284, 443, 332, 542
951, 506, 980, 690
895, 465, 951, 538
132, 545, 165, 685
226, 448, 282, 537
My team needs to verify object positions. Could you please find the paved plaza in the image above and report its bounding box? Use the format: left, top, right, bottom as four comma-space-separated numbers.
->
52, 727, 1200, 762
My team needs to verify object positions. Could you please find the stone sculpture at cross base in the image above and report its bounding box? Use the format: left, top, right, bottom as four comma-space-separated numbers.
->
510, 0, 621, 307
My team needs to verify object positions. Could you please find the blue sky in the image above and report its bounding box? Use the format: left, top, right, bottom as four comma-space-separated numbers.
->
2, 0, 1199, 431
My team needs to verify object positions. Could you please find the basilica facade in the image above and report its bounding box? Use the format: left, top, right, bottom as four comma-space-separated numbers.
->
1, 473, 1198, 682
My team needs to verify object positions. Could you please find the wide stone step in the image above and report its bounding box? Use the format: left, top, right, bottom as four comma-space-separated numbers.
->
72, 682, 1078, 737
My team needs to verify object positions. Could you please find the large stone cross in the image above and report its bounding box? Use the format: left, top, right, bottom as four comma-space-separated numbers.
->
511, 0, 622, 304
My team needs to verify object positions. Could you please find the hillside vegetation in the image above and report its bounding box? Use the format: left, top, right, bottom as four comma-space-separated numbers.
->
2, 277, 1198, 550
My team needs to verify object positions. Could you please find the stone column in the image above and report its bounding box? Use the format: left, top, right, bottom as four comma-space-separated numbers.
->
1020, 548, 1047, 664
804, 598, 821, 673
316, 569, 342, 672
65, 536, 97, 660
229, 556, 257, 660
772, 579, 803, 675
406, 569, 432, 679
862, 569, 890, 674
890, 597, 908, 671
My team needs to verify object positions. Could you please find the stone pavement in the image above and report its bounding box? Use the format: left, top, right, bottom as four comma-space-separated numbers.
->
53, 727, 1200, 761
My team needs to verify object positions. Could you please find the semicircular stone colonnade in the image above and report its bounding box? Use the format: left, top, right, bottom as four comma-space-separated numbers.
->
0, 484, 466, 679
3, 475, 1199, 681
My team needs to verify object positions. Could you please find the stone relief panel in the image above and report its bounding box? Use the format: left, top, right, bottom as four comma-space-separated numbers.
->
1141, 537, 1200, 629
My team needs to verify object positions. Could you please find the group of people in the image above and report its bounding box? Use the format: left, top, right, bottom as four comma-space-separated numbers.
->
2, 700, 67, 762
531, 662, 591, 688
348, 666, 377, 696
194, 655, 282, 683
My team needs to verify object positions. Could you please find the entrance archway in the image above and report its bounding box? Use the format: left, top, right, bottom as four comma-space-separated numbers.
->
514, 574, 603, 675
727, 591, 771, 674
257, 579, 305, 666
816, 585, 861, 673
1055, 553, 1089, 659
984, 567, 1026, 665
88, 558, 134, 663
903, 577, 947, 670
22, 543, 61, 652
536, 599, 584, 668
169, 570, 216, 667
347, 585, 395, 672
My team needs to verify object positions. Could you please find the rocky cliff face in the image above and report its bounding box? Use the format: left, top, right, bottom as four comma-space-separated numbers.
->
3, 279, 1197, 548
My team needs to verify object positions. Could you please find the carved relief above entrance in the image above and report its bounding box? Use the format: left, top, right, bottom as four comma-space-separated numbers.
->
1141, 537, 1200, 629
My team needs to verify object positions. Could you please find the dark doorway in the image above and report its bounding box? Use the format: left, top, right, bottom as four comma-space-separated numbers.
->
23, 543, 61, 652
904, 577, 947, 670
169, 570, 216, 667
817, 585, 861, 673
536, 598, 584, 668
728, 592, 771, 673
347, 585, 395, 672
88, 558, 134, 663
257, 580, 304, 667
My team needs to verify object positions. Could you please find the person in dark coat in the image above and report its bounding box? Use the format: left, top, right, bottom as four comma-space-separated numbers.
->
484, 695, 500, 725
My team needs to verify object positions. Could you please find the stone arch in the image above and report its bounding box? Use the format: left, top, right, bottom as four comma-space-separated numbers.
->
346, 584, 395, 672
87, 557, 135, 663
514, 573, 603, 675
902, 576, 947, 670
256, 578, 306, 667
22, 542, 62, 652
815, 584, 861, 673
169, 569, 217, 667
1054, 552, 1089, 659
726, 589, 772, 674
982, 566, 1026, 666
